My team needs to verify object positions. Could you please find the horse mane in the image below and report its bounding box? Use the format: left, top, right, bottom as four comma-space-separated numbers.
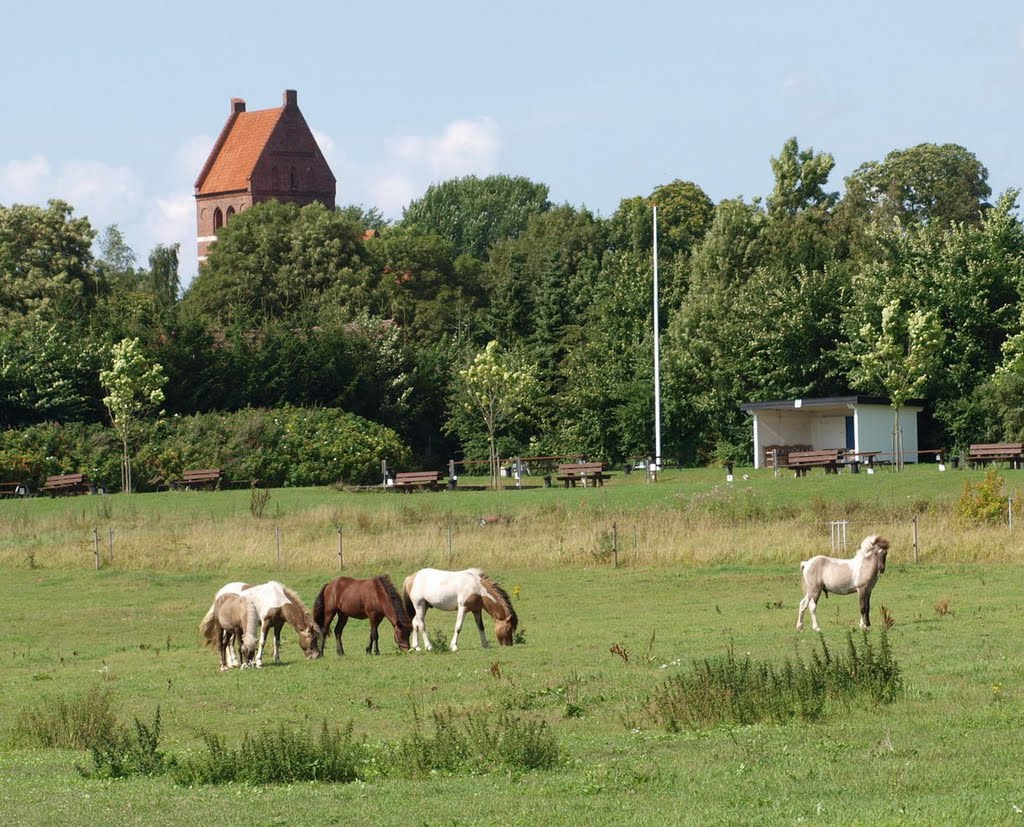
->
272, 582, 314, 629
376, 574, 412, 628
477, 571, 518, 628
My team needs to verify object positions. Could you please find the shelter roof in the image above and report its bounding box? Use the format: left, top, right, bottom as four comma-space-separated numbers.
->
739, 396, 925, 414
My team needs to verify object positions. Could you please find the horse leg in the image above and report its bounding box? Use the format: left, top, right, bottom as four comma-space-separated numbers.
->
272, 624, 282, 663
450, 604, 467, 652
367, 617, 381, 655
253, 618, 272, 668
796, 592, 809, 631
217, 626, 229, 671
222, 628, 237, 667
473, 609, 490, 648
413, 606, 431, 651
799, 586, 822, 632
859, 587, 872, 629
334, 615, 348, 655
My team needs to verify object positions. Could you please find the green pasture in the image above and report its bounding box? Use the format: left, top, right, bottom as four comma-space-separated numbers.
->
2, 465, 1024, 825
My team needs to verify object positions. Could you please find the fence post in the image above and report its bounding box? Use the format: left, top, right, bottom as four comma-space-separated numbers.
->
275, 526, 281, 566
1009, 498, 1014, 533
912, 515, 919, 563
381, 459, 388, 488
338, 526, 344, 570
108, 527, 114, 564
93, 527, 100, 570
612, 522, 618, 568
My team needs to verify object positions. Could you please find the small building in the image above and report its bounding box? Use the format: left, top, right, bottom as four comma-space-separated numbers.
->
739, 396, 924, 469
194, 89, 336, 265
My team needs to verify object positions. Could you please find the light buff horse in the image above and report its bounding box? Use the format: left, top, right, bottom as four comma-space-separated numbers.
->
796, 534, 890, 632
201, 581, 322, 667
402, 568, 518, 652
199, 593, 260, 671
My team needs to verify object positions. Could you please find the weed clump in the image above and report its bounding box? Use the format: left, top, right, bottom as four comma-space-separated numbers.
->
956, 469, 1010, 524
13, 686, 119, 751
648, 630, 902, 731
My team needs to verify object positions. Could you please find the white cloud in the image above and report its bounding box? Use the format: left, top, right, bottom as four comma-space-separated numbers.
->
0, 155, 143, 232
334, 116, 500, 219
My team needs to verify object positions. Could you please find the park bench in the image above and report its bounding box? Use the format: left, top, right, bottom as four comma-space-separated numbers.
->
0, 481, 30, 499
41, 473, 91, 496
555, 461, 611, 488
786, 449, 844, 477
967, 442, 1024, 470
172, 468, 223, 490
393, 470, 444, 491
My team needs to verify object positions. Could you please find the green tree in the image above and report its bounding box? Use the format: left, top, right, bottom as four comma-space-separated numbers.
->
841, 143, 991, 231
182, 200, 373, 324
0, 199, 97, 320
402, 175, 550, 260
847, 299, 944, 469
450, 341, 540, 489
100, 338, 166, 493
147, 243, 180, 309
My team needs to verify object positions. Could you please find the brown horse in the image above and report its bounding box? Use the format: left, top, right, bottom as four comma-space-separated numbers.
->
313, 574, 412, 655
198, 593, 260, 671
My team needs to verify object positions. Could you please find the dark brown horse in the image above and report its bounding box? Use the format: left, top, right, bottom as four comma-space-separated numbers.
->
313, 574, 412, 655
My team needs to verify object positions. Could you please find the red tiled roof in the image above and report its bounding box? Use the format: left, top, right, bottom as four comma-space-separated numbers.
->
196, 107, 283, 195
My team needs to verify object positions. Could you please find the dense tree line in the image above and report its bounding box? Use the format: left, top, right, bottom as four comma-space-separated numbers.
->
2, 149, 1022, 470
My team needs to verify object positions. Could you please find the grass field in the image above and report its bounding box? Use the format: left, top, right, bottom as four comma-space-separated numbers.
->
2, 465, 1023, 825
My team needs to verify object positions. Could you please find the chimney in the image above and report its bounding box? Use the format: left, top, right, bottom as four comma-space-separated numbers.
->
283, 89, 298, 108
231, 98, 246, 114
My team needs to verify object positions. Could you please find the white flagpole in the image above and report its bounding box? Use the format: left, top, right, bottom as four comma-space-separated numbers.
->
653, 204, 662, 468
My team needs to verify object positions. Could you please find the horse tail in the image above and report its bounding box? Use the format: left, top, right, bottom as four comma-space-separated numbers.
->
312, 583, 328, 628
242, 599, 260, 653
198, 601, 218, 647
402, 573, 416, 619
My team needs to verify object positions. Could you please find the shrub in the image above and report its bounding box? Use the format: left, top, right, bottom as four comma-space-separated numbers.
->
648, 630, 902, 731
955, 468, 1009, 524
81, 707, 170, 779
13, 686, 119, 750
174, 721, 367, 785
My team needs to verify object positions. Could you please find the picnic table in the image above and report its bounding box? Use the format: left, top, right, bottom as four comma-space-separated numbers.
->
968, 442, 1024, 470
786, 449, 844, 477
0, 481, 30, 499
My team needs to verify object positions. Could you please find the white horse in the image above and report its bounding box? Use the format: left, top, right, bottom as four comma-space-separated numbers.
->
402, 568, 518, 652
796, 534, 890, 632
201, 581, 322, 667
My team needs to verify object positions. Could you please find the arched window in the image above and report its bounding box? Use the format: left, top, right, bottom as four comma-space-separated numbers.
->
226, 206, 236, 225
213, 207, 223, 233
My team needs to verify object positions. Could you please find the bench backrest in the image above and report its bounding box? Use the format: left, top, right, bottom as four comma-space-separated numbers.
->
969, 443, 1024, 455
557, 462, 606, 474
395, 471, 441, 482
44, 473, 87, 486
182, 469, 222, 481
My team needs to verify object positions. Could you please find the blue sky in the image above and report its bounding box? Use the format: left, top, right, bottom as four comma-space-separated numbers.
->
2, 1, 1022, 286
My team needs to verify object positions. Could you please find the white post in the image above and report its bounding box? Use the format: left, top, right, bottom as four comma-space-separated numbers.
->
652, 204, 662, 469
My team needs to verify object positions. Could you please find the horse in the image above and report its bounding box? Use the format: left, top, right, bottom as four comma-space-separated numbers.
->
796, 534, 890, 632
312, 575, 411, 655
201, 581, 322, 667
402, 568, 518, 652
198, 592, 260, 671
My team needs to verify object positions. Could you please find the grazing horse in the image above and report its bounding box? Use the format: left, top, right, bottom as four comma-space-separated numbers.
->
199, 593, 260, 671
796, 534, 890, 632
313, 575, 411, 655
201, 581, 322, 667
402, 568, 518, 652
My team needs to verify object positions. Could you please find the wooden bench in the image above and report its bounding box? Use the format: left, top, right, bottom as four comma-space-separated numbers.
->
786, 449, 844, 477
393, 471, 444, 491
172, 468, 223, 490
41, 473, 91, 496
968, 443, 1024, 470
0, 481, 30, 499
555, 462, 611, 487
